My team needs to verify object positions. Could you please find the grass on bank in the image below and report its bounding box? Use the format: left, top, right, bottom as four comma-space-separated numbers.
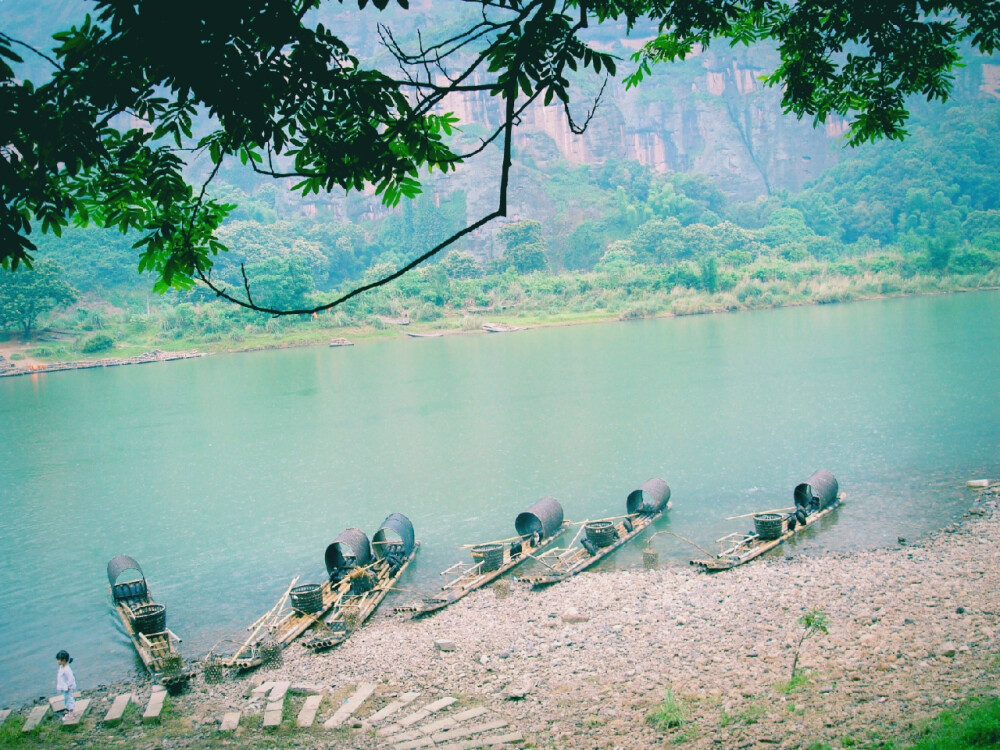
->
5, 262, 999, 365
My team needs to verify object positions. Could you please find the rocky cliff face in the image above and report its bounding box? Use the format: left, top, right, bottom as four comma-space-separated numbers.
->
445, 44, 849, 202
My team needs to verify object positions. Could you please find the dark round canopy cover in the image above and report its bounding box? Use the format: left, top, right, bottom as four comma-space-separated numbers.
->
106, 554, 144, 585
514, 496, 564, 539
372, 512, 415, 559
626, 478, 672, 514
794, 470, 839, 510
325, 527, 373, 575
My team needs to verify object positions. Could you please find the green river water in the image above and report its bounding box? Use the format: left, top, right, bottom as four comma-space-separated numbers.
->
1, 291, 998, 704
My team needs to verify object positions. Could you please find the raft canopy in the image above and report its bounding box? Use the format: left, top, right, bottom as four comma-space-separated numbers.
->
794, 470, 839, 512
626, 477, 671, 515
107, 554, 147, 600
325, 527, 373, 576
514, 496, 565, 539
372, 512, 415, 559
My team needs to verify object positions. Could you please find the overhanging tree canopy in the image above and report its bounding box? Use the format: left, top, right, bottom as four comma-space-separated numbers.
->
2, 0, 998, 314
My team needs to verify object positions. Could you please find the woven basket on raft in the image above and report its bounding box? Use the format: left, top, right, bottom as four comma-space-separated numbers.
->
290, 583, 323, 614
585, 521, 618, 548
132, 604, 166, 635
472, 543, 505, 573
753, 513, 785, 540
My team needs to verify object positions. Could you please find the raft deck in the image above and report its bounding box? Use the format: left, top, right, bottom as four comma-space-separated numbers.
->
405, 524, 570, 617
111, 583, 183, 676
221, 574, 354, 669
304, 541, 419, 651
520, 510, 665, 587
690, 495, 845, 571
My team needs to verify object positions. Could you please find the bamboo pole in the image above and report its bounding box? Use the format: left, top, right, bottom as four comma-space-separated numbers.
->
523, 552, 562, 572
235, 575, 298, 658
725, 507, 795, 521
654, 530, 715, 558
458, 534, 525, 549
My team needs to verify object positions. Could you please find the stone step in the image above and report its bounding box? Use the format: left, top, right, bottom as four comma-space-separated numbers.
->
251, 681, 275, 699
432, 719, 510, 744
379, 696, 457, 736
268, 680, 292, 702
103, 693, 132, 726
219, 711, 240, 732
421, 706, 488, 735
262, 699, 283, 728
296, 694, 324, 728
437, 731, 524, 750
365, 691, 421, 726
324, 682, 375, 728
61, 699, 90, 726
48, 692, 82, 712
143, 688, 167, 723
22, 704, 50, 732
0, 709, 10, 727
394, 736, 434, 750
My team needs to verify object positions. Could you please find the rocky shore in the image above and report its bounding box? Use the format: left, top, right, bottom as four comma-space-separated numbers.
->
11, 485, 999, 748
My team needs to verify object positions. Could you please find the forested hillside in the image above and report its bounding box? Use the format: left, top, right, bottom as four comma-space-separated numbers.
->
2, 2, 999, 354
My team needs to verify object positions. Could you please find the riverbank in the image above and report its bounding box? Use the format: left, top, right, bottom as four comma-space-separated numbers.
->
4, 484, 997, 749
4, 282, 999, 378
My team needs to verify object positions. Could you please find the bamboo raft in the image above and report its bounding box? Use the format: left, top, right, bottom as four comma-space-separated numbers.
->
402, 497, 569, 617
106, 556, 191, 687
218, 515, 418, 666
305, 513, 418, 650
521, 478, 672, 588
691, 470, 844, 571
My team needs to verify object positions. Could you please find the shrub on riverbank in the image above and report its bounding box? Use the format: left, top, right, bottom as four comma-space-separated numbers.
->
12, 257, 1000, 361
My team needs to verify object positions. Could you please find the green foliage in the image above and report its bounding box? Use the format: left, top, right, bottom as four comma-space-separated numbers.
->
3, 0, 995, 316
646, 689, 688, 732
907, 697, 1000, 750
626, 2, 999, 146
495, 220, 549, 274
80, 332, 114, 353
0, 259, 78, 337
790, 608, 830, 679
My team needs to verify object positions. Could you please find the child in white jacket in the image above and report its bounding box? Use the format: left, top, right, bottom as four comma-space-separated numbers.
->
56, 650, 76, 719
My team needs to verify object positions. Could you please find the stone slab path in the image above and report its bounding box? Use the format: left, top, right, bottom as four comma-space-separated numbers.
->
22, 704, 49, 732
262, 699, 284, 728
296, 694, 324, 728
143, 687, 166, 723
0, 709, 10, 727
365, 691, 421, 727
61, 699, 91, 726
324, 681, 376, 728
103, 693, 132, 726
219, 711, 241, 732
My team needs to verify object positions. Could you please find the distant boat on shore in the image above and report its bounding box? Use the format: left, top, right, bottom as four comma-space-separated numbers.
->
482, 322, 525, 333
329, 338, 354, 347
407, 332, 443, 338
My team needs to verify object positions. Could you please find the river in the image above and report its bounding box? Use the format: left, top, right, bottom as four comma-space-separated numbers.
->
1, 291, 998, 705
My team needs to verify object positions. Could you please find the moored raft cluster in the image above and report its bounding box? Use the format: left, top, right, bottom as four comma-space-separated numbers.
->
10, 476, 997, 749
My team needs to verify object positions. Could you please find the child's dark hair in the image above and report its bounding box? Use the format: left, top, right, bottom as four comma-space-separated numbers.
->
56, 650, 73, 664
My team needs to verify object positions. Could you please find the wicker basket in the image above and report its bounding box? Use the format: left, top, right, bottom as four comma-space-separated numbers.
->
132, 604, 166, 635
290, 583, 323, 614
642, 548, 660, 569
493, 579, 511, 600
259, 639, 282, 668
585, 521, 618, 548
753, 513, 785, 540
203, 656, 224, 684
472, 543, 505, 573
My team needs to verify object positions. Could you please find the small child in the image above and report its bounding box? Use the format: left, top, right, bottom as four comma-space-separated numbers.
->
55, 650, 76, 720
